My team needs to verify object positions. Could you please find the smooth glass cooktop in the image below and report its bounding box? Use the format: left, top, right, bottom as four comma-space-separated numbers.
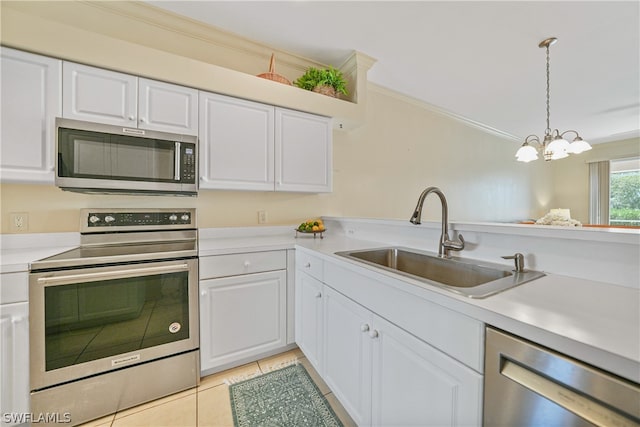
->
31, 241, 197, 270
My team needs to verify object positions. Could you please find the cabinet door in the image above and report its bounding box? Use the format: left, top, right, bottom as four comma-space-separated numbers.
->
1, 47, 61, 184
138, 78, 198, 135
0, 302, 30, 424
199, 92, 275, 190
275, 108, 332, 193
63, 62, 137, 127
294, 271, 324, 372
199, 270, 286, 372
371, 315, 483, 427
323, 286, 373, 427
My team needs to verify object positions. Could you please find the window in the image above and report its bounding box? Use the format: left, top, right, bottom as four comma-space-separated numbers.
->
609, 157, 640, 226
590, 157, 640, 226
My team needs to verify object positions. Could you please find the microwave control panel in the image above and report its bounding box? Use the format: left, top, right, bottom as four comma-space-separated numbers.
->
181, 144, 196, 183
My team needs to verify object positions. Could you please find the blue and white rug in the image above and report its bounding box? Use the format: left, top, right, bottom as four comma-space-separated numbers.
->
229, 363, 343, 427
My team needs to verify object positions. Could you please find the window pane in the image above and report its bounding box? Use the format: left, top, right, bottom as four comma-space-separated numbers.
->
609, 157, 640, 226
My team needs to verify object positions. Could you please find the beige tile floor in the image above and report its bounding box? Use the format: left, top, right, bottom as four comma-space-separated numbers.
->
78, 348, 355, 427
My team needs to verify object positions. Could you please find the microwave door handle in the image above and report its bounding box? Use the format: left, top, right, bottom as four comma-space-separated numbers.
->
174, 142, 181, 181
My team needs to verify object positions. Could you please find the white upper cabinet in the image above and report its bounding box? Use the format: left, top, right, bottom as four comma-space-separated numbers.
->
275, 108, 332, 193
63, 62, 198, 135
138, 78, 198, 135
199, 93, 275, 190
199, 92, 332, 193
1, 47, 61, 184
63, 62, 137, 127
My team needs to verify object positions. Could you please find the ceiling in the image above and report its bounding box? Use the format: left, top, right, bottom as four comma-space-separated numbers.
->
148, 1, 639, 144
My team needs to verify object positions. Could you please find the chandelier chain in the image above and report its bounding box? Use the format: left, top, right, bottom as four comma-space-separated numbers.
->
545, 45, 551, 135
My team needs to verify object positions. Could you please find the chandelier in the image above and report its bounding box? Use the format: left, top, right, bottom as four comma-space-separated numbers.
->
516, 37, 592, 162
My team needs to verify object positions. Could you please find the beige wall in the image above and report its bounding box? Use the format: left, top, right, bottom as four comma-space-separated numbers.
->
329, 85, 551, 223
549, 137, 640, 224
0, 1, 553, 233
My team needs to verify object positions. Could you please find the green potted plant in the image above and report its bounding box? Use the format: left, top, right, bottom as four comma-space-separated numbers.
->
294, 66, 348, 98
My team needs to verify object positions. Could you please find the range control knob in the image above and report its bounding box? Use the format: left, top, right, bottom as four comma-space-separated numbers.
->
89, 215, 101, 224
105, 215, 115, 223
169, 214, 178, 221
181, 214, 190, 222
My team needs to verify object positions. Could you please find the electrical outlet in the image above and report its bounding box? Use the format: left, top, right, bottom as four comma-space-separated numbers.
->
10, 212, 29, 232
257, 210, 268, 224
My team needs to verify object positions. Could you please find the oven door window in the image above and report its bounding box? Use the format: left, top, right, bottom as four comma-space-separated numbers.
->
44, 271, 189, 371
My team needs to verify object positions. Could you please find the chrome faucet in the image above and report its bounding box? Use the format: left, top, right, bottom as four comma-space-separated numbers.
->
410, 187, 465, 257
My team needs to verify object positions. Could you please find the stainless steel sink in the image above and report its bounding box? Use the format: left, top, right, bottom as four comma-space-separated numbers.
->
335, 247, 545, 298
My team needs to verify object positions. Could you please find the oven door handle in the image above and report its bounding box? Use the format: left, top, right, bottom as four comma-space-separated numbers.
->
37, 263, 190, 286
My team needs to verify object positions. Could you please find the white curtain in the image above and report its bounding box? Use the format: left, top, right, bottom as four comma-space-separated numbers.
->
589, 160, 610, 224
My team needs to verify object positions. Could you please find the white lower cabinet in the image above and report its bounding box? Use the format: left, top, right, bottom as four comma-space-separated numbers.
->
323, 286, 373, 426
0, 272, 30, 427
199, 251, 288, 373
294, 270, 324, 372
322, 286, 483, 427
295, 250, 483, 427
370, 314, 483, 427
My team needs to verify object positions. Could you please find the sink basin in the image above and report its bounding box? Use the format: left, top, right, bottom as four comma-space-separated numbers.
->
335, 247, 545, 298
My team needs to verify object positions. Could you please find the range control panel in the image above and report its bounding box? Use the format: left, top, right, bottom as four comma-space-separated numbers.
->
81, 208, 196, 232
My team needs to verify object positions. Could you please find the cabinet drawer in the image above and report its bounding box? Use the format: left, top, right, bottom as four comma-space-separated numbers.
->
296, 250, 324, 282
200, 251, 286, 279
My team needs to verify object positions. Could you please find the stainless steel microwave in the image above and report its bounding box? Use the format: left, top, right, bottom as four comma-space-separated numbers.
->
55, 118, 197, 196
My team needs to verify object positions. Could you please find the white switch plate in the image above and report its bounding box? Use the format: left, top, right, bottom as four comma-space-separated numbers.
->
10, 212, 29, 232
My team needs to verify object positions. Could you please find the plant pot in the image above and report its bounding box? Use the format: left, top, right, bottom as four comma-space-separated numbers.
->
312, 85, 337, 98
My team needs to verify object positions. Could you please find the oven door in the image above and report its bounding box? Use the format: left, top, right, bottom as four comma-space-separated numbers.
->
29, 258, 199, 391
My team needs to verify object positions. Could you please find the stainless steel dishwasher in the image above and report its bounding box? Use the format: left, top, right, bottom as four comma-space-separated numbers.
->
484, 327, 640, 427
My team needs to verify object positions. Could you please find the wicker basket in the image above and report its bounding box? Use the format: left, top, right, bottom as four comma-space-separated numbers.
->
256, 54, 292, 85
312, 84, 337, 98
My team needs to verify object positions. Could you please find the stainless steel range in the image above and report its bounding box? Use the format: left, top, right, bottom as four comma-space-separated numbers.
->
29, 208, 199, 426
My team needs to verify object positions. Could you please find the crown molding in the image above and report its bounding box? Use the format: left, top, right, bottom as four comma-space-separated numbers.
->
367, 83, 521, 143
83, 1, 330, 73
2, 0, 329, 75
588, 130, 640, 145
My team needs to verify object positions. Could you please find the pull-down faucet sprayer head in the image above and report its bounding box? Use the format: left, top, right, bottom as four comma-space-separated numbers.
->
410, 208, 422, 224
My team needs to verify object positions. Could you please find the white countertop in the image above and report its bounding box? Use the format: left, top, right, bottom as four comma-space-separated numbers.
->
0, 232, 79, 274
3, 225, 638, 383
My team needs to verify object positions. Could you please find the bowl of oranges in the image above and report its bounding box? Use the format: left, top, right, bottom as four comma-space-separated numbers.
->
295, 219, 325, 238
